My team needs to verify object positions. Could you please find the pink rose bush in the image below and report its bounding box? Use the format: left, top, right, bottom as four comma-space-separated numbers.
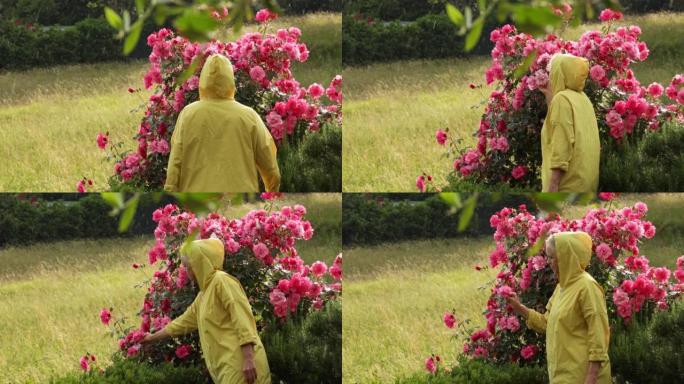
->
91, 202, 341, 366
438, 202, 682, 366
430, 9, 684, 190
95, 15, 342, 190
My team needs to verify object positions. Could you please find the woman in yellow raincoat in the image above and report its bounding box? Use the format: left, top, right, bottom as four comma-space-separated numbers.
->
141, 238, 271, 384
539, 54, 600, 192
164, 54, 281, 193
507, 232, 611, 384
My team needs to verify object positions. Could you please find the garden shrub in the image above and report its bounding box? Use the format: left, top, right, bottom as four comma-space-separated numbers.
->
610, 304, 684, 384
262, 301, 342, 384
342, 193, 533, 246
49, 356, 209, 384
279, 124, 342, 192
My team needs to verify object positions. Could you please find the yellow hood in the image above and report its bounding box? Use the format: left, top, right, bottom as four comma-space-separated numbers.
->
554, 231, 593, 288
549, 54, 589, 96
199, 54, 236, 100
183, 238, 225, 290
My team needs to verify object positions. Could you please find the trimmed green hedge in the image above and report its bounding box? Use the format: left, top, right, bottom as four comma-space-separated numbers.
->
342, 194, 533, 246
0, 194, 167, 247
279, 0, 342, 15
342, 13, 494, 66
343, 0, 450, 22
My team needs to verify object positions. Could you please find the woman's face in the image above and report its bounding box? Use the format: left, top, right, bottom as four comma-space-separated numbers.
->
181, 255, 196, 283
546, 237, 559, 277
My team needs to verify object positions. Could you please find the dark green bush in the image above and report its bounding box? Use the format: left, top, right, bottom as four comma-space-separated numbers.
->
620, 0, 684, 14
262, 300, 342, 384
49, 356, 210, 384
343, 0, 451, 22
342, 193, 533, 246
279, 0, 342, 15
0, 194, 166, 247
342, 12, 494, 65
0, 17, 124, 70
396, 355, 548, 384
610, 304, 684, 384
600, 123, 684, 191
279, 123, 342, 192
1, 0, 137, 26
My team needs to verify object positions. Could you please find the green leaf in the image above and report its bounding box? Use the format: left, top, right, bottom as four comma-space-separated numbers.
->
458, 193, 478, 232
123, 20, 143, 55
100, 192, 124, 210
135, 0, 145, 16
176, 55, 201, 85
527, 233, 548, 256
180, 229, 199, 256
513, 49, 537, 79
118, 193, 140, 233
464, 17, 484, 51
104, 7, 123, 30
123, 10, 131, 31
532, 192, 570, 213
174, 9, 221, 41
446, 3, 464, 27
172, 193, 223, 214
439, 192, 463, 208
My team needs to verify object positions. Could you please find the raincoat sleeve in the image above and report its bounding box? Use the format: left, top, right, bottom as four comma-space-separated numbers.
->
165, 296, 199, 337
253, 112, 281, 192
217, 279, 259, 346
526, 287, 557, 333
580, 284, 610, 362
548, 95, 575, 172
164, 111, 185, 192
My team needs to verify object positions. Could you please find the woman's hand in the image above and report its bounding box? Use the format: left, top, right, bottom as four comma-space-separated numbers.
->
140, 333, 155, 345
584, 361, 600, 384
241, 343, 257, 384
242, 356, 257, 384
505, 292, 529, 318
540, 83, 553, 106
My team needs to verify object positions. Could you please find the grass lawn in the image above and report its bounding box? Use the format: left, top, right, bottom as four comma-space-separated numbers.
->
342, 12, 684, 192
0, 13, 341, 192
342, 194, 683, 383
0, 194, 341, 383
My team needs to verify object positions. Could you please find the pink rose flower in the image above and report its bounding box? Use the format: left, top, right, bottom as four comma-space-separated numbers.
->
99, 308, 112, 326
435, 130, 447, 145
443, 311, 457, 329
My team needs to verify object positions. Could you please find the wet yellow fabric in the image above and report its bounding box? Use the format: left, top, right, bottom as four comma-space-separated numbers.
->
526, 232, 611, 384
164, 54, 280, 192
541, 54, 600, 192
165, 238, 271, 384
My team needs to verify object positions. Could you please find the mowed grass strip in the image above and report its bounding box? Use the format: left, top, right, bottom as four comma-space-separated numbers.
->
0, 13, 340, 192
342, 12, 684, 192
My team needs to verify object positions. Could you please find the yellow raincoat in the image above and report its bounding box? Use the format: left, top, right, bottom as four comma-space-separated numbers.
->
165, 238, 271, 384
526, 232, 611, 384
541, 54, 600, 192
164, 54, 280, 192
